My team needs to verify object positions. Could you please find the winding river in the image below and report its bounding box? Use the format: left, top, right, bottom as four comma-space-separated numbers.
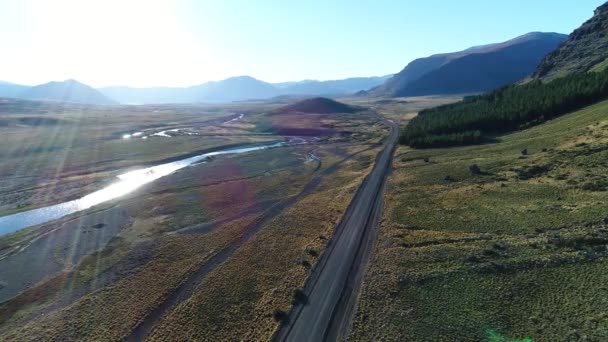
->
0, 140, 295, 236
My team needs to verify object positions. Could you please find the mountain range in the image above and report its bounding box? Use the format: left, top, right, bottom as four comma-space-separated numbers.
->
0, 81, 30, 98
0, 75, 391, 105
0, 31, 570, 105
99, 75, 392, 104
370, 32, 568, 97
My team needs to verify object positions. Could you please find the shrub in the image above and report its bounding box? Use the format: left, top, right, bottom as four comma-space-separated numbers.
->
273, 309, 288, 322
305, 248, 319, 257
465, 255, 481, 263
516, 165, 551, 180
581, 180, 608, 191
469, 164, 482, 175
298, 258, 311, 268
292, 289, 308, 305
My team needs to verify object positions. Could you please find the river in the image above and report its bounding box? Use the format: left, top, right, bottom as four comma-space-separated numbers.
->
0, 140, 295, 236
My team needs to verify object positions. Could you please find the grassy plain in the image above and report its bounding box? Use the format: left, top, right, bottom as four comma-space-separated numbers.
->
0, 98, 390, 340
351, 99, 608, 341
0, 100, 282, 216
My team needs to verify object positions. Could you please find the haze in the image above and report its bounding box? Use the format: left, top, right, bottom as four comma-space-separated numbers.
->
0, 0, 604, 87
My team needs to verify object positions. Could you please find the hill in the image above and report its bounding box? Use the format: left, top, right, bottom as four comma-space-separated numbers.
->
534, 3, 608, 81
0, 81, 30, 98
20, 80, 116, 105
194, 76, 278, 102
276, 97, 356, 114
373, 32, 567, 97
400, 6, 608, 148
354, 96, 608, 341
274, 76, 391, 95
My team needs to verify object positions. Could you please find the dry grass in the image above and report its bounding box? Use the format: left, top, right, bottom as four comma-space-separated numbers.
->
350, 100, 608, 341
147, 147, 382, 341
0, 217, 256, 340
0, 102, 388, 340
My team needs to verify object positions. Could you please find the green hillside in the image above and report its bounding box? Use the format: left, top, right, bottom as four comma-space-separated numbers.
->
352, 99, 608, 341
401, 69, 608, 147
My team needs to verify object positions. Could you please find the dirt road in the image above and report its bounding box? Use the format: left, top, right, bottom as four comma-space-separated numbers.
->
123, 141, 388, 341
275, 119, 398, 341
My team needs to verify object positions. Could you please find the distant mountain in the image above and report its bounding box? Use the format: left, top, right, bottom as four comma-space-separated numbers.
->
534, 3, 608, 81
1, 75, 389, 105
101, 76, 277, 104
0, 81, 30, 98
372, 32, 568, 97
20, 79, 116, 105
276, 97, 356, 114
98, 75, 389, 104
195, 76, 278, 102
274, 76, 391, 95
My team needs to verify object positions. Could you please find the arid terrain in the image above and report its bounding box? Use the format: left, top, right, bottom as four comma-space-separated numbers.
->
0, 97, 395, 340
3, 1, 608, 341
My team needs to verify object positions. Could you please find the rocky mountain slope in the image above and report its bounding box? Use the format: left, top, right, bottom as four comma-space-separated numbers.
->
372, 32, 567, 97
534, 3, 608, 80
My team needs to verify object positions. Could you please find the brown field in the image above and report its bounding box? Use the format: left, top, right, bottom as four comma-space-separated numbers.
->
0, 99, 390, 340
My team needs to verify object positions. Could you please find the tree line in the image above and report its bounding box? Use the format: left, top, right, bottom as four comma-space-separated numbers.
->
400, 68, 608, 148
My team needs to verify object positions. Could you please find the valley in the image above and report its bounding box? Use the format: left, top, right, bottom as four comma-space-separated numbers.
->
0, 96, 395, 340
2, 2, 608, 341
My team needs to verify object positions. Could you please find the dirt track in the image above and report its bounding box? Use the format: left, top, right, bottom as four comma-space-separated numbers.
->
274, 118, 398, 342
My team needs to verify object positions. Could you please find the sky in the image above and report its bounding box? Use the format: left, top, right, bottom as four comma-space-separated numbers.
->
0, 0, 605, 87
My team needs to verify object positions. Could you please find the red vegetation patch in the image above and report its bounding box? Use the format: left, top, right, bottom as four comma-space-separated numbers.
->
275, 97, 356, 114
269, 113, 336, 136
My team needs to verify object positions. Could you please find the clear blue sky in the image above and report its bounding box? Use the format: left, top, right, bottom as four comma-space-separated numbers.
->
0, 0, 604, 87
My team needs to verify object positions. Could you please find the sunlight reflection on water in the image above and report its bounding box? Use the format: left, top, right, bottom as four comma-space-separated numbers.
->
0, 140, 294, 236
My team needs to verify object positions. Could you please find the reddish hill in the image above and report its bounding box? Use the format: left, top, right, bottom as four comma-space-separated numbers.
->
276, 97, 356, 114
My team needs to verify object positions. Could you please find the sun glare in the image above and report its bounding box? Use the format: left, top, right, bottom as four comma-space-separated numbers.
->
10, 0, 227, 87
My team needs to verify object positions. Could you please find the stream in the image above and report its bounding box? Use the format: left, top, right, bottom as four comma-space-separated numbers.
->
0, 139, 298, 236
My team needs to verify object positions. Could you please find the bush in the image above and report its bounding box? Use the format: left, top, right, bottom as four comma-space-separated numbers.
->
516, 165, 551, 180
469, 164, 482, 175
273, 309, 288, 322
581, 180, 608, 191
292, 289, 308, 305
305, 248, 319, 257
465, 255, 481, 263
298, 258, 311, 268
